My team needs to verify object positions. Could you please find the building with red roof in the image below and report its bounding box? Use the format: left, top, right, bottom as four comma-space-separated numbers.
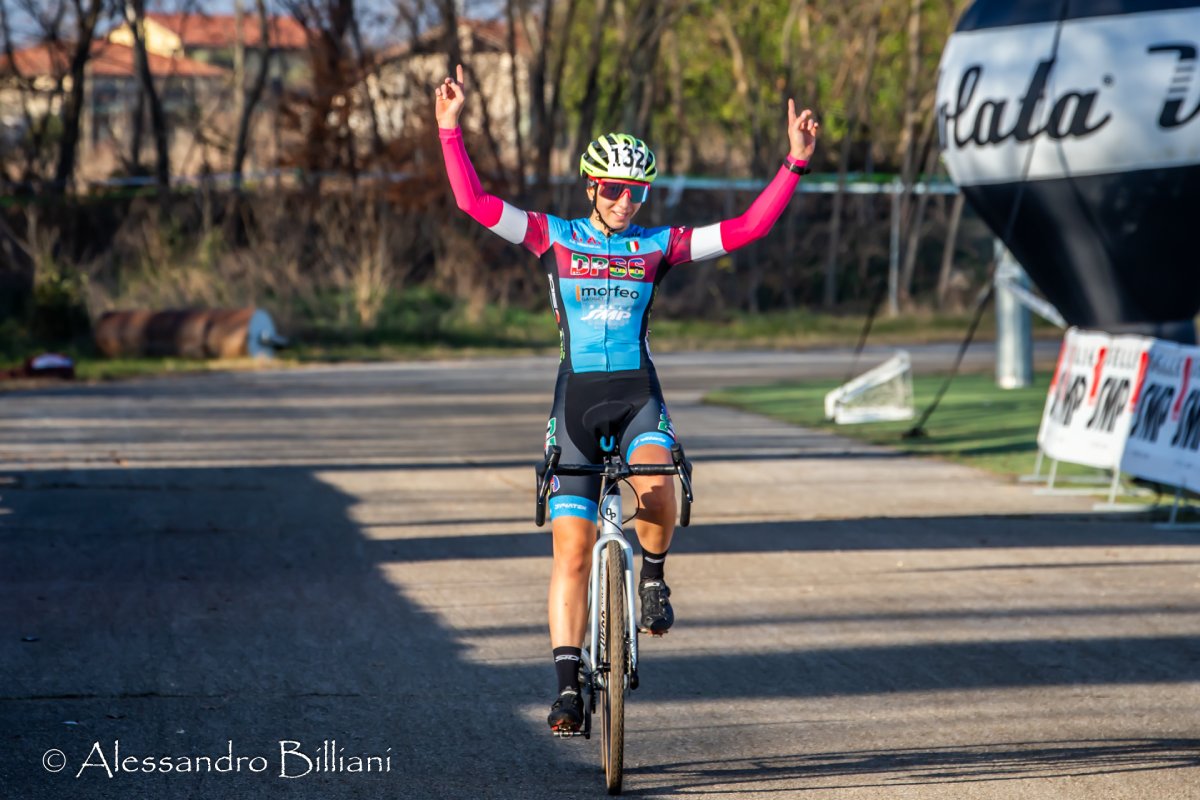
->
142, 12, 309, 51
107, 12, 311, 90
0, 37, 231, 184
0, 39, 226, 83
1, 10, 318, 186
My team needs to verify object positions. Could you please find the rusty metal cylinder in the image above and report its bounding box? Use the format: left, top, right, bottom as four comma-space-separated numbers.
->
94, 308, 283, 359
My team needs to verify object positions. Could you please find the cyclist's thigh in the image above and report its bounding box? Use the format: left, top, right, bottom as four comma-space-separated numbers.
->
546, 373, 602, 522
551, 515, 597, 570
621, 392, 677, 498
620, 391, 677, 463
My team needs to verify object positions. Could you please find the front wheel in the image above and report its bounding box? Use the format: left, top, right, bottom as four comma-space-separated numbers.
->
600, 541, 627, 794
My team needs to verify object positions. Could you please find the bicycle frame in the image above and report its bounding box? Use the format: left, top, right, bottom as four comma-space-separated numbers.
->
587, 482, 639, 691
534, 443, 694, 712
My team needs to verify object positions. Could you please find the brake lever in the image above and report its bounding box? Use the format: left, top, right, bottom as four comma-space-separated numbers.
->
670, 444, 694, 502
534, 446, 562, 527
670, 444, 694, 527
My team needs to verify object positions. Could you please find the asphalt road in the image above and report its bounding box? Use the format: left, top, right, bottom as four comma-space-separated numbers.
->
2, 346, 1199, 799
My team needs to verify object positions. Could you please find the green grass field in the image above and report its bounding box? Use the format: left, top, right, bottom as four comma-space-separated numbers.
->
706, 371, 1101, 480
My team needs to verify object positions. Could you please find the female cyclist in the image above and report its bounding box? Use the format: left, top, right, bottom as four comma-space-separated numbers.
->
435, 64, 819, 733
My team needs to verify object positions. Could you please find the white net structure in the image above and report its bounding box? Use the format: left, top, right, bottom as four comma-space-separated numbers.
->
824, 351, 915, 424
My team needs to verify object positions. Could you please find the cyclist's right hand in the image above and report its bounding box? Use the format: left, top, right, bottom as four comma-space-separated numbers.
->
435, 63, 466, 129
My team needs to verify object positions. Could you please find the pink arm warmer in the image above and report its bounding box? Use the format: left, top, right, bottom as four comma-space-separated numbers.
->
440, 127, 545, 250
718, 157, 805, 251
439, 126, 504, 227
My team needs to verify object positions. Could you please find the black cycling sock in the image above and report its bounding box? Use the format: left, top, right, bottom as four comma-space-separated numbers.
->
553, 646, 582, 693
641, 548, 668, 582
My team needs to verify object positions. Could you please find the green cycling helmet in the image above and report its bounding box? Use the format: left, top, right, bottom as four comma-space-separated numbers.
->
579, 133, 657, 183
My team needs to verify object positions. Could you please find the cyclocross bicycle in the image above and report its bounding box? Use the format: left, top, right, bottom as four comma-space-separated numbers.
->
535, 442, 694, 795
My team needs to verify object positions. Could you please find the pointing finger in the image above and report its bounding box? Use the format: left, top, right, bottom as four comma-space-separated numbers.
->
788, 98, 796, 126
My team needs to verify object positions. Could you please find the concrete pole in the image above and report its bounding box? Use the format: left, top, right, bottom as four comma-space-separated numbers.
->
995, 239, 1033, 389
888, 178, 901, 316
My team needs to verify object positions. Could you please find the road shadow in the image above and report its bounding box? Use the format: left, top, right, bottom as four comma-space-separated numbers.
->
623, 738, 1200, 795
0, 465, 587, 799
361, 512, 1196, 562
3, 466, 1198, 799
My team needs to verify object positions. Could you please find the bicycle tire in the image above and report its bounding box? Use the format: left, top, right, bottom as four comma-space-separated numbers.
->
600, 540, 627, 794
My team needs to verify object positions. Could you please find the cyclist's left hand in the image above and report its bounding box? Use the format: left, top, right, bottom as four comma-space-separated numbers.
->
435, 63, 467, 129
787, 100, 819, 162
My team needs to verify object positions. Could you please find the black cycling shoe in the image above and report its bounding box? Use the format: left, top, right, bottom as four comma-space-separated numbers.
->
638, 578, 674, 635
547, 688, 584, 733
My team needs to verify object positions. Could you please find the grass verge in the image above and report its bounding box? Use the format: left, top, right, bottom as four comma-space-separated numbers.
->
706, 371, 1107, 482
2, 305, 1060, 385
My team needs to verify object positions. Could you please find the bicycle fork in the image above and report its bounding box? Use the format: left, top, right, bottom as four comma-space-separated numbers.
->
588, 488, 640, 692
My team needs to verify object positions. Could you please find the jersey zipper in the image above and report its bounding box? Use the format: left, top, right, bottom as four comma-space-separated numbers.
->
604, 232, 612, 371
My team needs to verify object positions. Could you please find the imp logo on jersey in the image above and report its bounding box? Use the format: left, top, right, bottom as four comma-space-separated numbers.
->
581, 308, 631, 322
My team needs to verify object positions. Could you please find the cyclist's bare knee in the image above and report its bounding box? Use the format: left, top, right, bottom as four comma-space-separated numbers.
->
551, 517, 594, 579
628, 443, 675, 521
635, 478, 676, 521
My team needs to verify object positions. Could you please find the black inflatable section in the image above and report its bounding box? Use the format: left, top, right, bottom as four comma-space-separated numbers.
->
957, 0, 1199, 31
947, 0, 1200, 342
962, 162, 1200, 336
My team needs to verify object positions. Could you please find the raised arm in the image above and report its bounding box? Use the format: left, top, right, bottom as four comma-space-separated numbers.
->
435, 64, 546, 251
674, 100, 820, 263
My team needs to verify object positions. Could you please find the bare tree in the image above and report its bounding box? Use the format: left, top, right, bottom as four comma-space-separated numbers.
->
521, 0, 578, 190
897, 103, 939, 305
123, 0, 170, 196
781, 0, 817, 115
432, 0, 458, 78
567, 0, 613, 176
714, 7, 765, 173
822, 0, 882, 309
896, 0, 922, 177
283, 0, 357, 177
51, 0, 106, 193
0, 0, 49, 184
503, 0, 527, 190
601, 0, 680, 141
936, 191, 965, 309
898, 3, 967, 306
232, 0, 273, 192
348, 6, 383, 160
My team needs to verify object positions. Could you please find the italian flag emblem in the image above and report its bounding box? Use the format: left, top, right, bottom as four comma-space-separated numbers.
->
627, 241, 640, 253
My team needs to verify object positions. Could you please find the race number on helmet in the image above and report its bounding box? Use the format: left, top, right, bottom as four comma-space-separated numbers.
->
580, 133, 658, 183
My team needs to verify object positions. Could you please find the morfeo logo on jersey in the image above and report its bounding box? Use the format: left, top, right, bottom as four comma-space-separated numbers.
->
576, 285, 640, 301
569, 254, 647, 280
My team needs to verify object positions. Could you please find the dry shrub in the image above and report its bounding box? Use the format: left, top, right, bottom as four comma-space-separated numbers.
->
431, 221, 492, 324
311, 191, 417, 329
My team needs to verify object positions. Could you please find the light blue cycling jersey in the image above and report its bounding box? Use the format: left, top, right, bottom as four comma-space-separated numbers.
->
515, 212, 712, 373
